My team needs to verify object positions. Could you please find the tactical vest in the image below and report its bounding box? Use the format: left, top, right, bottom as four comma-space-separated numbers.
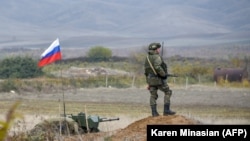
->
144, 51, 167, 86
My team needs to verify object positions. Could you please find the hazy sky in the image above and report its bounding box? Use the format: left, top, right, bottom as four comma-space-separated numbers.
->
0, 0, 249, 48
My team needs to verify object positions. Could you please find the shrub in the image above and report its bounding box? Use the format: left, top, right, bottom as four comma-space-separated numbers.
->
0, 56, 43, 79
87, 46, 112, 61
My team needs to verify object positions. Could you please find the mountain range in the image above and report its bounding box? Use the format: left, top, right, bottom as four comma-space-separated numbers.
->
0, 0, 250, 50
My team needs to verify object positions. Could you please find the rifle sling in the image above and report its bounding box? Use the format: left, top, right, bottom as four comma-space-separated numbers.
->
146, 55, 157, 76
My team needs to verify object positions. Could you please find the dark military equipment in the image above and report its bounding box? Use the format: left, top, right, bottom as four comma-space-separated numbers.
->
213, 68, 244, 82
69, 112, 119, 133
29, 113, 119, 136
213, 57, 249, 82
161, 41, 164, 57
166, 74, 178, 77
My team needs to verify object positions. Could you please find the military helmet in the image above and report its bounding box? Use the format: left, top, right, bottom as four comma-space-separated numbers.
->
148, 42, 161, 50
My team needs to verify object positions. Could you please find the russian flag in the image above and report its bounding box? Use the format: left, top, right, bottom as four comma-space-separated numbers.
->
38, 38, 62, 67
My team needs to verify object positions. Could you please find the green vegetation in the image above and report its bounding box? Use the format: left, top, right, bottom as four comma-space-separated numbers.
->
0, 48, 249, 93
0, 56, 43, 79
87, 46, 112, 61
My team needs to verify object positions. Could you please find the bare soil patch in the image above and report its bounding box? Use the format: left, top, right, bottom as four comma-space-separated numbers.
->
110, 115, 200, 141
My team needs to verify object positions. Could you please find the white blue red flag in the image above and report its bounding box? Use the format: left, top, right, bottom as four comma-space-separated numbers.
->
38, 38, 62, 67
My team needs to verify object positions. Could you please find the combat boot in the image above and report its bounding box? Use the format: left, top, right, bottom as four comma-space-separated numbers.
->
151, 105, 159, 117
163, 103, 176, 116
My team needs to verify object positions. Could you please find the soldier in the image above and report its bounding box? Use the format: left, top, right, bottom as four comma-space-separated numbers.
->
144, 42, 176, 117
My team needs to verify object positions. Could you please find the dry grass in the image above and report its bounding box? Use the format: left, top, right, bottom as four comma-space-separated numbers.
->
1, 100, 249, 128
0, 86, 250, 140
0, 101, 22, 141
1, 101, 250, 140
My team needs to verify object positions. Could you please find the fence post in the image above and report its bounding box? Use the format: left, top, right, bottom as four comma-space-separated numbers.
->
106, 73, 108, 88
185, 77, 188, 89
131, 75, 135, 88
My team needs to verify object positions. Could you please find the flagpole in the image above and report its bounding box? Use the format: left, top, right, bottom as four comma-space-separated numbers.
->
38, 37, 64, 117
61, 66, 66, 119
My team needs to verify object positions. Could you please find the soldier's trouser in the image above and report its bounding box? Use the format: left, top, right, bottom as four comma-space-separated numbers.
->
149, 83, 172, 106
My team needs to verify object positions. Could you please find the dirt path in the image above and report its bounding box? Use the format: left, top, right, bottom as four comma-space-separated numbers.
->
3, 85, 249, 108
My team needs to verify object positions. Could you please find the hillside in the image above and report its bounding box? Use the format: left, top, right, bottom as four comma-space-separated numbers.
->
0, 0, 249, 49
0, 42, 249, 60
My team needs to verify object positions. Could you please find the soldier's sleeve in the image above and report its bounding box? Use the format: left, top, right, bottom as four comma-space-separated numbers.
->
162, 61, 168, 74
153, 56, 166, 77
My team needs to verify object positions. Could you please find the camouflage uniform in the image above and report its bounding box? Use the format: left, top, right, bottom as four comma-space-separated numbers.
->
144, 43, 175, 117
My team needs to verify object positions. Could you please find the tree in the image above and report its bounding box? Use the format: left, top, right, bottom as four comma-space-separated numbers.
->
0, 56, 43, 79
87, 46, 112, 61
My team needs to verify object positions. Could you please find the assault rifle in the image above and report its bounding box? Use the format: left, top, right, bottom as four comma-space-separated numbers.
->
161, 41, 164, 57
167, 74, 178, 77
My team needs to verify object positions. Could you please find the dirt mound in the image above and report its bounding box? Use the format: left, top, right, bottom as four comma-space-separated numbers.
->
110, 115, 200, 141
